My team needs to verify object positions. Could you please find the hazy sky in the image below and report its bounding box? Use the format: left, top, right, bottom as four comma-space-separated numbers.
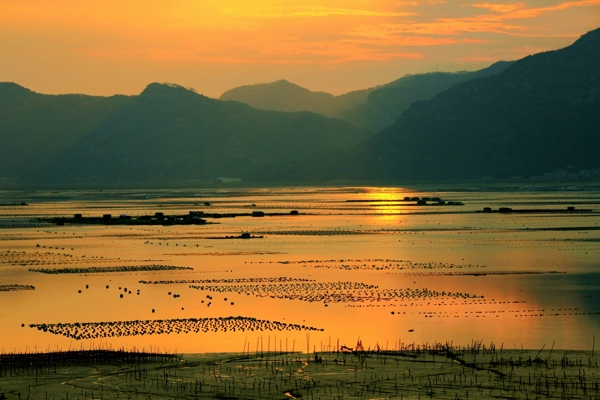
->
1, 0, 599, 98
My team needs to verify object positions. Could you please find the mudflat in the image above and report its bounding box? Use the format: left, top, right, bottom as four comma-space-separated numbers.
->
1, 346, 599, 399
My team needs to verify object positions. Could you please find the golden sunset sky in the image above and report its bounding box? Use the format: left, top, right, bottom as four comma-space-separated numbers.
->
1, 0, 599, 97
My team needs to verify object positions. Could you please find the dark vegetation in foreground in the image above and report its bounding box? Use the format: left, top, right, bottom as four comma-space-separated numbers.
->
2, 344, 600, 399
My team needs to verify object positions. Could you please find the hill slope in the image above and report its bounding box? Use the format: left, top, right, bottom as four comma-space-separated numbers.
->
364, 28, 600, 181
249, 28, 600, 183
338, 61, 512, 133
31, 83, 368, 185
0, 83, 131, 180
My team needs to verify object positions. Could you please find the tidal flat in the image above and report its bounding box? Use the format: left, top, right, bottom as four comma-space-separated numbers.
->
1, 186, 600, 397
2, 347, 600, 399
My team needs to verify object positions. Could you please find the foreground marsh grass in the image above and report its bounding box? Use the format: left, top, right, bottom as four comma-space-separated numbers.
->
2, 345, 600, 399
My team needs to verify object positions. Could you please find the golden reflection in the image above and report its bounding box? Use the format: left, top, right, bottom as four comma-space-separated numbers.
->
361, 187, 410, 215
1, 188, 600, 353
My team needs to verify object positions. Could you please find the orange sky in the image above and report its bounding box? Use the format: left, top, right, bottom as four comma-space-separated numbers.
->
1, 0, 599, 98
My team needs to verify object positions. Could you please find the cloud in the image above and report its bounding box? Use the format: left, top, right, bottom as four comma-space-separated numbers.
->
221, 7, 416, 18
348, 0, 600, 39
350, 21, 525, 37
2, 0, 597, 74
253, 39, 424, 63
500, 0, 600, 19
342, 36, 461, 46
472, 3, 525, 13
81, 35, 424, 66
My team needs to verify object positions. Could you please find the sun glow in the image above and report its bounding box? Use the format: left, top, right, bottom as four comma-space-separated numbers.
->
0, 0, 598, 96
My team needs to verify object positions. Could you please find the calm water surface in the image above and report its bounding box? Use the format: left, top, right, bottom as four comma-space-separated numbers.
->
1, 187, 599, 353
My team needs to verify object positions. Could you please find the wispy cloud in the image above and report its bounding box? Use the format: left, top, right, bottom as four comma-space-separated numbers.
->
341, 36, 461, 46
221, 7, 416, 18
500, 0, 600, 19
472, 3, 525, 13
350, 0, 600, 39
1, 0, 597, 90
84, 42, 423, 65
350, 21, 525, 37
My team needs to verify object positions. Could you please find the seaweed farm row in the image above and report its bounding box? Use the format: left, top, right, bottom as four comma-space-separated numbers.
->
1, 250, 132, 265
139, 277, 315, 284
30, 317, 323, 340
0, 284, 35, 291
276, 258, 487, 271
399, 270, 566, 276
189, 283, 481, 303
28, 264, 193, 274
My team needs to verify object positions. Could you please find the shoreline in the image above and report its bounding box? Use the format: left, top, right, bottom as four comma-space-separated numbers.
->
2, 347, 599, 399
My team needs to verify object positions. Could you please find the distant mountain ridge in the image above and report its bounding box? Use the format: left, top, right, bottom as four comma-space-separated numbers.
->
339, 61, 513, 133
220, 79, 372, 117
219, 62, 512, 133
247, 27, 600, 183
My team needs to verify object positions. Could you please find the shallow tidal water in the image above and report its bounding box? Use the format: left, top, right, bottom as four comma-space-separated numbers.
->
1, 186, 600, 353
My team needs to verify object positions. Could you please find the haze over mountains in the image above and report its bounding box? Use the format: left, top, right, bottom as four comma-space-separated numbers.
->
220, 80, 372, 119
1, 27, 599, 187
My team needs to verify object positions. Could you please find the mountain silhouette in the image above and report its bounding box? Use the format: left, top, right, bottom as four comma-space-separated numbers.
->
2, 27, 599, 186
0, 82, 131, 181
220, 79, 371, 117
247, 28, 600, 183
338, 62, 512, 133
220, 63, 511, 133
22, 83, 367, 185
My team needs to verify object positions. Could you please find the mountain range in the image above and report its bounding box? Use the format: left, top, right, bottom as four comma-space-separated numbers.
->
248, 27, 600, 183
1, 27, 599, 186
220, 79, 372, 119
220, 62, 512, 133
0, 83, 366, 185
